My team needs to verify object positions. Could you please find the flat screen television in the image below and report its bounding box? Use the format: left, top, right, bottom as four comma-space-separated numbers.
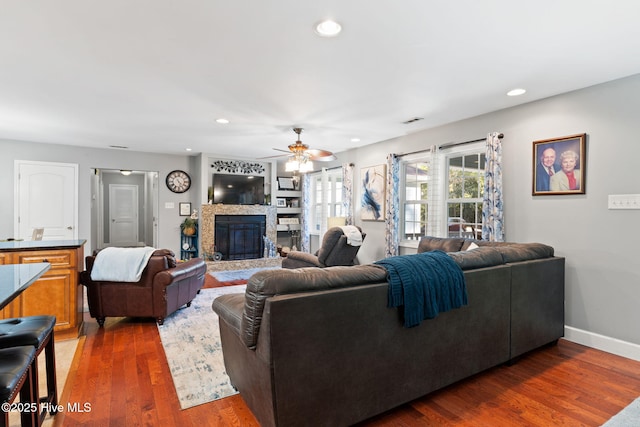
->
212, 174, 265, 205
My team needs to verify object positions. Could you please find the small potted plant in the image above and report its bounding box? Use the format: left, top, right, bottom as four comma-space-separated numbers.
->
180, 217, 198, 236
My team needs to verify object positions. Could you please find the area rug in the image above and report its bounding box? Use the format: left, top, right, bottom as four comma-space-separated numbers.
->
602, 397, 640, 426
157, 284, 247, 409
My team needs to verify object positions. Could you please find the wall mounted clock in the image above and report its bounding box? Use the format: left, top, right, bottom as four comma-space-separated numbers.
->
166, 170, 191, 193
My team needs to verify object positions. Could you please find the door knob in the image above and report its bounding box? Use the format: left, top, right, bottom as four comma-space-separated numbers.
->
67, 226, 73, 230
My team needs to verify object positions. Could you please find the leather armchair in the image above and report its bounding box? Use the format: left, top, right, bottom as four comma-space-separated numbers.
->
282, 226, 366, 269
80, 249, 206, 326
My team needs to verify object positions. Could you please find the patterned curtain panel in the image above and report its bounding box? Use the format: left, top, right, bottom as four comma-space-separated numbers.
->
482, 132, 505, 242
384, 153, 400, 257
342, 162, 354, 225
300, 173, 311, 252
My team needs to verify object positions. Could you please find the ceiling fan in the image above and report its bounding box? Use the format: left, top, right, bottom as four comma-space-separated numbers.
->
270, 128, 336, 172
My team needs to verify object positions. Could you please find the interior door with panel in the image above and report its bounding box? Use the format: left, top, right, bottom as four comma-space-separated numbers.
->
108, 184, 139, 246
15, 160, 78, 240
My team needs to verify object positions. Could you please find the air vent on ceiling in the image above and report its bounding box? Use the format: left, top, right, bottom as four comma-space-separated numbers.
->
402, 117, 424, 124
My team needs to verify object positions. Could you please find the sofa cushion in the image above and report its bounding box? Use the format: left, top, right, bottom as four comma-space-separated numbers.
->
240, 265, 388, 349
447, 247, 505, 270
494, 243, 554, 263
418, 236, 467, 253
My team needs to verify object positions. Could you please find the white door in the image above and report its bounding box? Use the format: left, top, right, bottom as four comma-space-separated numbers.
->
15, 161, 78, 240
108, 184, 139, 246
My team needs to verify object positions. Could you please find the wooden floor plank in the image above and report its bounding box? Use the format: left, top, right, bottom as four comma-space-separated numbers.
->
57, 315, 640, 426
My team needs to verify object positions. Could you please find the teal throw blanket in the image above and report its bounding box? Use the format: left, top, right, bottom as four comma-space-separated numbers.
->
374, 251, 467, 328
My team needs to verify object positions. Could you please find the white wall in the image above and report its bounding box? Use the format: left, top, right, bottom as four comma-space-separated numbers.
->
0, 141, 200, 257
339, 74, 640, 350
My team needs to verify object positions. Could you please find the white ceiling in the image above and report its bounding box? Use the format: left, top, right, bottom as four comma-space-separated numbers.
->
2, 1, 640, 160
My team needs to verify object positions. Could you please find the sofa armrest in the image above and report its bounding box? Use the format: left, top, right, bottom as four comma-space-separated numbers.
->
282, 251, 323, 268
212, 293, 245, 334
154, 258, 206, 287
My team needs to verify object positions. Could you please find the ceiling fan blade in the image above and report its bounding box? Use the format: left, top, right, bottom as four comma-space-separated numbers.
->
272, 148, 291, 154
258, 153, 289, 159
306, 149, 336, 161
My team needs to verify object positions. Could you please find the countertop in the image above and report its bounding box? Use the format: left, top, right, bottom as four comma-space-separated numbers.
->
0, 262, 51, 309
0, 239, 87, 252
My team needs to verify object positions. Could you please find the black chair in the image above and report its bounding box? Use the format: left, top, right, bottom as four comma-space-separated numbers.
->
0, 345, 39, 427
0, 316, 57, 424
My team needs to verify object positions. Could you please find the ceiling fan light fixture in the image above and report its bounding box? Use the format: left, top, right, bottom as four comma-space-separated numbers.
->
285, 158, 300, 172
315, 19, 342, 37
299, 160, 314, 173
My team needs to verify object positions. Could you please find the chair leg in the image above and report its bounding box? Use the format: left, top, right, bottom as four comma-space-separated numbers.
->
20, 358, 39, 427
43, 334, 58, 415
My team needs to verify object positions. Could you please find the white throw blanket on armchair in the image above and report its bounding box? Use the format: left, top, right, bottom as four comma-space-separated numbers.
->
340, 225, 363, 247
90, 246, 157, 282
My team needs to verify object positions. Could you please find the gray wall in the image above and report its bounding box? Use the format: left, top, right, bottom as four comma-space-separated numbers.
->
1, 73, 639, 350
341, 73, 640, 347
0, 141, 200, 257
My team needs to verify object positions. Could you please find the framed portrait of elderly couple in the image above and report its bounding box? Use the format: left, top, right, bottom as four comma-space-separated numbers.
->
532, 133, 587, 196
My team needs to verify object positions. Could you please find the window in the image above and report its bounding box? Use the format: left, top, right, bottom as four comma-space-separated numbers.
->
400, 144, 485, 243
403, 161, 430, 240
310, 169, 343, 233
446, 152, 485, 239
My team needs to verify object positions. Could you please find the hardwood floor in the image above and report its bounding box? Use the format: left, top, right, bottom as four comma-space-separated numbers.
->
54, 313, 640, 426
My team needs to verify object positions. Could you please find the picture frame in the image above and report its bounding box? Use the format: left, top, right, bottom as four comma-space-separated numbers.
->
179, 202, 191, 216
361, 164, 386, 220
277, 176, 295, 190
276, 198, 287, 207
532, 133, 586, 196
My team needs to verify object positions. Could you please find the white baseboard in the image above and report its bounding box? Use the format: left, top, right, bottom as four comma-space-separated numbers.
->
564, 326, 640, 362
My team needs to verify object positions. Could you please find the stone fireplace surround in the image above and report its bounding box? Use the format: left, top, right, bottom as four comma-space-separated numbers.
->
201, 204, 282, 272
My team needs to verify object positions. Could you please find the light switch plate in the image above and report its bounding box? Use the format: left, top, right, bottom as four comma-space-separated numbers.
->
165, 202, 175, 209
608, 194, 640, 210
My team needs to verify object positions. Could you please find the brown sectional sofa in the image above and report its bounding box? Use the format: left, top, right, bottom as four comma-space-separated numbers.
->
212, 237, 565, 426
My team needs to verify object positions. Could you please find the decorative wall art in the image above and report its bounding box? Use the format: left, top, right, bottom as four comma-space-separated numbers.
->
532, 133, 587, 196
179, 202, 191, 216
211, 160, 266, 174
361, 164, 386, 220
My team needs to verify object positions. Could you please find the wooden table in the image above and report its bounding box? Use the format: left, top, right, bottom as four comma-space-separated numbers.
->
0, 262, 50, 310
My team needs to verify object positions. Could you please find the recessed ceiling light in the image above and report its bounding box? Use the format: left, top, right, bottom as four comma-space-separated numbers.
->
507, 88, 526, 96
185, 148, 192, 152
315, 19, 342, 37
216, 118, 229, 124
351, 138, 360, 143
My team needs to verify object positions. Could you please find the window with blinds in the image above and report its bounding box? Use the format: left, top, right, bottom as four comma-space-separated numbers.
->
400, 142, 485, 242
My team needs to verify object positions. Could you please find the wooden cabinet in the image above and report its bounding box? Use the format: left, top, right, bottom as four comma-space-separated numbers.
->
0, 242, 84, 340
